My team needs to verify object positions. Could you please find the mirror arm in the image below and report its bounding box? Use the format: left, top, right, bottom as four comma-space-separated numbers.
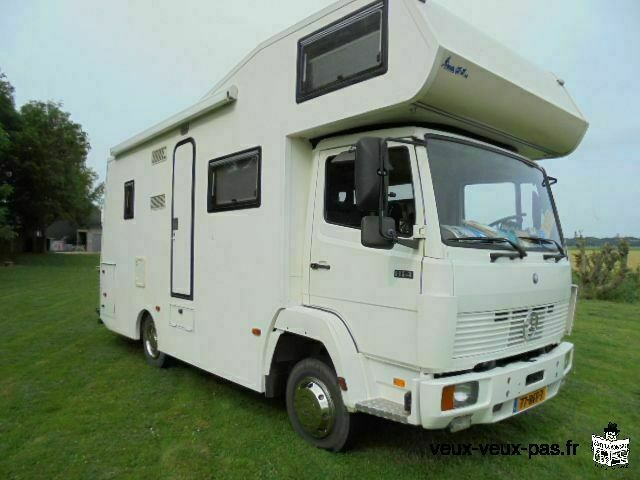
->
377, 140, 396, 242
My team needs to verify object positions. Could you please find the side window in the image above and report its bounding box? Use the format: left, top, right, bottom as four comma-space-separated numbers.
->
207, 147, 261, 212
124, 180, 135, 219
296, 0, 388, 103
324, 153, 361, 228
324, 146, 416, 236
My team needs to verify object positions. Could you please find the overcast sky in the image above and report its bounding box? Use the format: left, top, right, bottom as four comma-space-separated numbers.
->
1, 0, 639, 237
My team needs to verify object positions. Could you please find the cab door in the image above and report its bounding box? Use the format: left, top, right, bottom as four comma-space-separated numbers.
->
308, 143, 425, 365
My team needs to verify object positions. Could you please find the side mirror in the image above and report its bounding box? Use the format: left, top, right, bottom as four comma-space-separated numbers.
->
361, 216, 395, 250
355, 137, 387, 213
355, 137, 400, 250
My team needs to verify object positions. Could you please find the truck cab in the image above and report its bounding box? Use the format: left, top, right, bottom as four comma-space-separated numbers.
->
301, 126, 576, 437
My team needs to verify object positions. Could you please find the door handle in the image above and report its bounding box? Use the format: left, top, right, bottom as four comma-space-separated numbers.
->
310, 262, 331, 270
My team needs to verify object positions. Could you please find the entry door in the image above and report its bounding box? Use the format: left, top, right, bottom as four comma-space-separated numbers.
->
171, 139, 196, 299
308, 144, 425, 365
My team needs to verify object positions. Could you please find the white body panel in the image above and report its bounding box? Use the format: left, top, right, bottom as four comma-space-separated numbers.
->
101, 0, 584, 429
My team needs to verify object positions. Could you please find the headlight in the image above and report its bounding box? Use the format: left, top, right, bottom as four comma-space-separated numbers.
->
441, 381, 479, 411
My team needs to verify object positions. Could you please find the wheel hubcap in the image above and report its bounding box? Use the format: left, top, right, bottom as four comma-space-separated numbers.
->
144, 321, 159, 359
293, 376, 336, 439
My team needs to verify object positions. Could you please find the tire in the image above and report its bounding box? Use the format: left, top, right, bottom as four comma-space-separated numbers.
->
286, 357, 354, 452
141, 315, 169, 368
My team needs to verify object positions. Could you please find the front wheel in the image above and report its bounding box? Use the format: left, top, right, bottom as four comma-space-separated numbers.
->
141, 315, 169, 368
285, 358, 354, 452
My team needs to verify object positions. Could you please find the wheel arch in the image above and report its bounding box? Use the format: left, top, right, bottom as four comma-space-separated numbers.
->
135, 309, 154, 340
263, 306, 368, 408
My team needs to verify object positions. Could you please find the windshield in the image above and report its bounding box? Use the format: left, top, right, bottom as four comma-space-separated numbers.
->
426, 138, 563, 251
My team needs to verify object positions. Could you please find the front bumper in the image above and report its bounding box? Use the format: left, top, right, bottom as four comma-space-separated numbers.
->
416, 341, 573, 430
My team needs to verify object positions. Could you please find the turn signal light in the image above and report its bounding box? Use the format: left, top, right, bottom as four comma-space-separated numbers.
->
441, 385, 455, 411
393, 378, 406, 388
251, 328, 261, 336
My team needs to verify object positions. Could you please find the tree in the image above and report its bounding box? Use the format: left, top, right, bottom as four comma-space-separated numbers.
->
0, 71, 20, 134
0, 71, 18, 242
11, 101, 95, 251
91, 181, 105, 210
573, 234, 640, 301
0, 183, 15, 241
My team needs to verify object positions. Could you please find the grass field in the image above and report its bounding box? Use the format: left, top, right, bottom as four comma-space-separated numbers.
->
626, 248, 639, 269
1, 254, 638, 479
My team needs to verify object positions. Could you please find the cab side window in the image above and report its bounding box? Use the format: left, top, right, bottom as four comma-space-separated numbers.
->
325, 154, 361, 228
324, 146, 415, 236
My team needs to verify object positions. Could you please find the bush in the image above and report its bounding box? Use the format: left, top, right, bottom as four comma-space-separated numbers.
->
573, 235, 640, 302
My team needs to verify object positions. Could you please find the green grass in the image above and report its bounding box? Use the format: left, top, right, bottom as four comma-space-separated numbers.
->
1, 254, 638, 479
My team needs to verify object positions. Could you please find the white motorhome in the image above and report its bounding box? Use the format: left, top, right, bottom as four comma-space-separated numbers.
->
101, 0, 588, 451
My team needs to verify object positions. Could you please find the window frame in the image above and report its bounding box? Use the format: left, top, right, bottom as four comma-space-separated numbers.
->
295, 0, 389, 104
207, 146, 262, 213
123, 180, 135, 220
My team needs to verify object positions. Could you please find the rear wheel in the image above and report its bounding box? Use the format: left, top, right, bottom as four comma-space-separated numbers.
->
141, 315, 169, 368
286, 357, 353, 452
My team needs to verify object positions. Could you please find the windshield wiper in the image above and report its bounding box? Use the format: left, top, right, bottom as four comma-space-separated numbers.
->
448, 236, 527, 261
518, 236, 566, 262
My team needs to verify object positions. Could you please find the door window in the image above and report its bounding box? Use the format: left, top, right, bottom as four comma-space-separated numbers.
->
324, 146, 416, 236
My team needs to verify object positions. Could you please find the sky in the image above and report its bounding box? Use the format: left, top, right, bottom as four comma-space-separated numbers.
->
1, 0, 639, 237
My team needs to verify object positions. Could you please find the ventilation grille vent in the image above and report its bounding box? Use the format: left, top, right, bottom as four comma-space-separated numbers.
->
151, 146, 167, 165
150, 194, 166, 210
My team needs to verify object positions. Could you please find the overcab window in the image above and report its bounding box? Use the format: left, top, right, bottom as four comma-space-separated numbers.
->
207, 147, 261, 212
296, 0, 388, 103
124, 180, 135, 219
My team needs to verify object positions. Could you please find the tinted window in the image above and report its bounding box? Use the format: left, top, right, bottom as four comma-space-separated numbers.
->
124, 180, 134, 219
325, 146, 415, 236
208, 147, 261, 212
296, 0, 388, 103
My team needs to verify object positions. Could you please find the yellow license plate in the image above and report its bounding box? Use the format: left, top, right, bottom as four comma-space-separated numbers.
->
513, 387, 547, 413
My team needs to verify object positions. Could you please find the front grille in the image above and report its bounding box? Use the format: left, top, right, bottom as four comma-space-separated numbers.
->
453, 302, 568, 359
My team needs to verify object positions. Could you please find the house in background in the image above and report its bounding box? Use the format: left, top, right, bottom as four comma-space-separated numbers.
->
46, 208, 102, 252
